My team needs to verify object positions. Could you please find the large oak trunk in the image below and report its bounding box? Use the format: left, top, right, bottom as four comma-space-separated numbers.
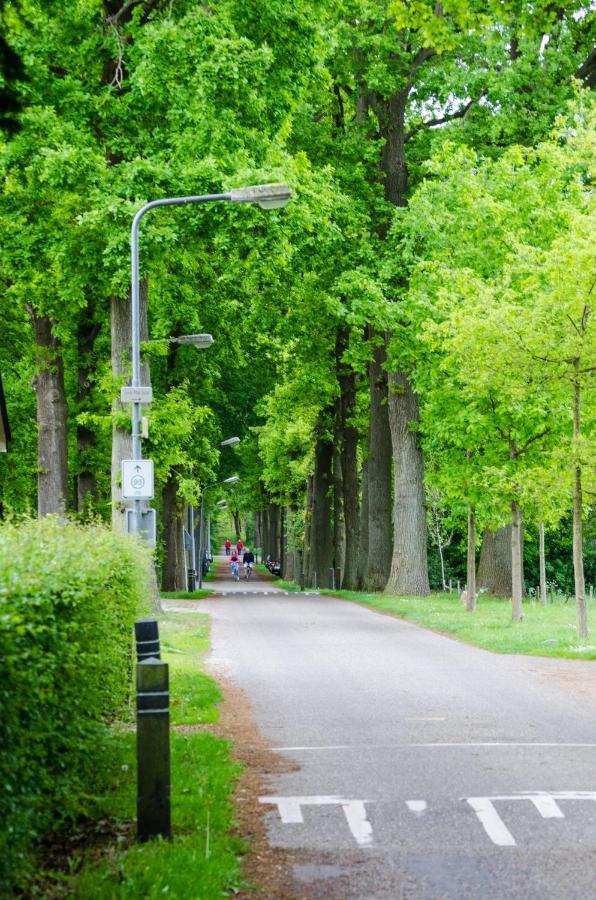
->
477, 526, 513, 597
32, 313, 68, 516
332, 443, 345, 573
385, 371, 429, 595
162, 471, 184, 591
310, 437, 333, 589
511, 500, 523, 621
268, 503, 280, 560
303, 474, 313, 579
466, 507, 476, 611
572, 367, 588, 640
356, 461, 369, 589
336, 332, 360, 589
364, 339, 392, 590
75, 315, 100, 512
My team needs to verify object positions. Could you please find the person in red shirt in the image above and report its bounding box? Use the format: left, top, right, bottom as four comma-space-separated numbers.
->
236, 539, 243, 553
224, 539, 232, 556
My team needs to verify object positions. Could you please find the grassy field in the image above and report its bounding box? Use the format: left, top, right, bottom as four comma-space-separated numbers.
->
160, 589, 214, 600
54, 612, 245, 899
326, 589, 596, 660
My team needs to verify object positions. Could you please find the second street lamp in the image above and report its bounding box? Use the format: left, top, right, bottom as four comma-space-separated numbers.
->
126, 183, 291, 538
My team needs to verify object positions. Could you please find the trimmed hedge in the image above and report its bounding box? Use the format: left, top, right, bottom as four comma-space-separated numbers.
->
0, 517, 152, 892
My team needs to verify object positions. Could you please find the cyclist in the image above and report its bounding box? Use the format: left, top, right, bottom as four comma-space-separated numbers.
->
229, 549, 240, 581
242, 547, 255, 580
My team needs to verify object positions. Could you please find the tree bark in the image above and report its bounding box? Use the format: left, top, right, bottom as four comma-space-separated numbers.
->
364, 338, 392, 590
336, 331, 360, 589
511, 500, 523, 621
477, 526, 513, 597
572, 364, 588, 640
75, 314, 100, 512
332, 443, 345, 573
268, 503, 280, 560
254, 511, 262, 553
539, 520, 547, 605
162, 471, 184, 591
310, 436, 333, 589
466, 507, 476, 612
356, 461, 369, 589
303, 474, 313, 579
232, 509, 241, 541
32, 313, 69, 516
385, 371, 430, 595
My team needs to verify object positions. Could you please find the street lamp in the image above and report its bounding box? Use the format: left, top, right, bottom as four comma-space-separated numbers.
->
197, 475, 239, 588
127, 183, 291, 537
143, 333, 215, 348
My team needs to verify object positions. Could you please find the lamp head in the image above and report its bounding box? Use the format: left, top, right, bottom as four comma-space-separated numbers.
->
230, 183, 292, 210
220, 436, 240, 447
223, 475, 240, 485
173, 333, 214, 348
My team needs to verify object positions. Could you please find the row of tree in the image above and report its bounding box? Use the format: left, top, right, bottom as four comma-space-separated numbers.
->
0, 1, 594, 632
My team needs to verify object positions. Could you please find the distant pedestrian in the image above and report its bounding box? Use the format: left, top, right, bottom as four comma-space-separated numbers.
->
225, 539, 231, 556
236, 539, 243, 554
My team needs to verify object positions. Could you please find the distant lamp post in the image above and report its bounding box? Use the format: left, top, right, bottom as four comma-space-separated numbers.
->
127, 183, 291, 537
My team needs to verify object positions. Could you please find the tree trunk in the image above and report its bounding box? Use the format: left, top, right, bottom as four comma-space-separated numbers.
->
162, 472, 184, 591
75, 315, 100, 513
336, 331, 360, 589
303, 474, 313, 578
310, 436, 333, 588
356, 461, 369, 589
539, 520, 547, 605
511, 500, 523, 621
332, 443, 345, 573
364, 338, 392, 590
477, 526, 513, 597
385, 371, 430, 595
111, 284, 150, 529
268, 504, 280, 560
466, 507, 476, 612
572, 365, 588, 640
232, 509, 241, 540
254, 511, 262, 553
32, 313, 68, 516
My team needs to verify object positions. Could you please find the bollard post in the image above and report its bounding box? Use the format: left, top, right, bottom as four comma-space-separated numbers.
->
335, 567, 341, 590
313, 571, 317, 591
329, 567, 335, 589
299, 572, 305, 591
137, 658, 171, 841
135, 617, 160, 662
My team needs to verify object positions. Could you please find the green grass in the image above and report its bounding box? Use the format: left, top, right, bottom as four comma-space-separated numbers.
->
160, 589, 214, 600
53, 611, 245, 899
326, 589, 596, 660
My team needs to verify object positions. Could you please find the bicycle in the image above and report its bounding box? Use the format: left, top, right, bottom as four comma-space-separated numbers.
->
231, 561, 240, 581
244, 562, 253, 581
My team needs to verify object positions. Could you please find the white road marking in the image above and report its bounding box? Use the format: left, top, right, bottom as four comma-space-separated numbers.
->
272, 742, 596, 751
406, 800, 427, 815
466, 797, 516, 846
466, 792, 596, 846
259, 795, 373, 846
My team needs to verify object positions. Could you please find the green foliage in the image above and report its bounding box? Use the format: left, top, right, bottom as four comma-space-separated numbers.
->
0, 517, 151, 892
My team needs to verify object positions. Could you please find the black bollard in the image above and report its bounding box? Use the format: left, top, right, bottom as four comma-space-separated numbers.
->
335, 567, 341, 590
135, 617, 160, 662
299, 572, 305, 591
328, 567, 335, 589
137, 658, 171, 841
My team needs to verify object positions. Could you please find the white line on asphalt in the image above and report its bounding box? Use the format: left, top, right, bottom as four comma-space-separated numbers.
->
406, 800, 427, 815
466, 797, 517, 846
259, 795, 374, 846
272, 742, 596, 751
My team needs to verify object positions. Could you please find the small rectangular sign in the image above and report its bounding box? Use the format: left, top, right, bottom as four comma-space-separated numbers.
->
121, 458, 154, 500
125, 507, 157, 546
120, 386, 153, 404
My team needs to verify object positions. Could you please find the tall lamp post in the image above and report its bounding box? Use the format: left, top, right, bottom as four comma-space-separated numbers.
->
188, 436, 240, 590
126, 184, 292, 537
198, 475, 239, 588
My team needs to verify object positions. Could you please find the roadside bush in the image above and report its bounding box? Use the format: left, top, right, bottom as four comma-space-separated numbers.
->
0, 517, 152, 892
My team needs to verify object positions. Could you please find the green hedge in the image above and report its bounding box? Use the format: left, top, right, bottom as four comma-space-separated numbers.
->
0, 517, 152, 892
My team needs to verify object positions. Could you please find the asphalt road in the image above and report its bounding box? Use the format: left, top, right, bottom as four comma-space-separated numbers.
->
201, 559, 596, 899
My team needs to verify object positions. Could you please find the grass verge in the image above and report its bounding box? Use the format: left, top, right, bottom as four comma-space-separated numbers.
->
325, 589, 596, 660
40, 611, 245, 898
160, 589, 214, 600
